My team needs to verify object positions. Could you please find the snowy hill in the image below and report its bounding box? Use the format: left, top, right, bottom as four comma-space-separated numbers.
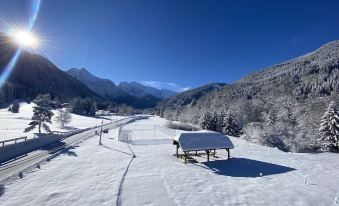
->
0, 102, 123, 141
158, 40, 339, 152
1, 117, 338, 205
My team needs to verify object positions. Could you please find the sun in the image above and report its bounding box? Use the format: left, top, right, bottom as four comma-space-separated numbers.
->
12, 30, 39, 48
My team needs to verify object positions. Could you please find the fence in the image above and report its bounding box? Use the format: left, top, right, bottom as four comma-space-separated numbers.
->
0, 136, 28, 147
118, 124, 178, 145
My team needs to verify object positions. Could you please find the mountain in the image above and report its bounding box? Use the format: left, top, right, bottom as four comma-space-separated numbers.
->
157, 40, 339, 152
67, 68, 127, 98
158, 82, 226, 118
0, 32, 101, 105
119, 81, 177, 99
67, 68, 177, 100
67, 68, 161, 108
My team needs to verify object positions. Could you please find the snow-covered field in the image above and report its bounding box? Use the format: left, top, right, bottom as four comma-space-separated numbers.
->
1, 117, 339, 205
0, 103, 125, 141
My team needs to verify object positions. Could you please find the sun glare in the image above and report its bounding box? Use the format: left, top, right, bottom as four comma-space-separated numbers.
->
12, 30, 39, 48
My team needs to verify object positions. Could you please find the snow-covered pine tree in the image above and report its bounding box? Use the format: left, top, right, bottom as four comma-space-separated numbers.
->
319, 101, 339, 150
286, 108, 297, 127
24, 101, 54, 134
8, 102, 20, 113
11, 102, 20, 113
211, 111, 220, 131
266, 109, 277, 125
222, 112, 242, 137
214, 111, 226, 133
56, 109, 72, 127
200, 112, 213, 130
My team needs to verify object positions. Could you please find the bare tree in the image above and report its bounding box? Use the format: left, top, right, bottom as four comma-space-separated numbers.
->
55, 109, 72, 127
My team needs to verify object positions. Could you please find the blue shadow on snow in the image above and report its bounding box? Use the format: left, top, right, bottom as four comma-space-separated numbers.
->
202, 158, 296, 177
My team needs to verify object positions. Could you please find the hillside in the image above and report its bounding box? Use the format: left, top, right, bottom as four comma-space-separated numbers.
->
0, 33, 101, 105
157, 41, 339, 152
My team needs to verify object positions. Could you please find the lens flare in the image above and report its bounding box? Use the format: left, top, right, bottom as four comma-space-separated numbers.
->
0, 49, 22, 87
0, 0, 41, 88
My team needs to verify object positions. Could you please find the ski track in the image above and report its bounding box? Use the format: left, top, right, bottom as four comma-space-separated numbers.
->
116, 143, 136, 206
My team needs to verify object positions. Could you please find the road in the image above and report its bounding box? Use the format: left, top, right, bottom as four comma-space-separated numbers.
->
0, 116, 141, 182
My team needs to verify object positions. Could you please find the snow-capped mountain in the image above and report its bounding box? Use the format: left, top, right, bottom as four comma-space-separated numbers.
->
66, 68, 162, 108
67, 68, 128, 98
119, 81, 177, 99
67, 68, 177, 100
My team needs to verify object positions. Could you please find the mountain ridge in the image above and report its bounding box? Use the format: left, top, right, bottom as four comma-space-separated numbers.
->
67, 68, 177, 100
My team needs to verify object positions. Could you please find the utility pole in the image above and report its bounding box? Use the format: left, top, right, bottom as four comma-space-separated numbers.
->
99, 120, 103, 145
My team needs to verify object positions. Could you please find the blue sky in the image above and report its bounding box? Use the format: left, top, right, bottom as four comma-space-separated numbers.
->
1, 0, 339, 91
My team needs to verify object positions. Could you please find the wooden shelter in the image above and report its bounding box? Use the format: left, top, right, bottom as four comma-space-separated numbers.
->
173, 131, 234, 163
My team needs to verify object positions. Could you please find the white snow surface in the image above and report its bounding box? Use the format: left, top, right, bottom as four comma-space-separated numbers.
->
0, 103, 125, 141
1, 117, 339, 206
174, 131, 234, 151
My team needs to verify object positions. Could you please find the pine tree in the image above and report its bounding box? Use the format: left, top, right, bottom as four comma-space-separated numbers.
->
200, 112, 213, 130
89, 101, 97, 116
8, 102, 20, 113
211, 112, 220, 131
266, 109, 277, 125
222, 112, 242, 137
56, 109, 72, 127
286, 108, 297, 127
24, 102, 54, 133
319, 101, 339, 150
215, 111, 226, 132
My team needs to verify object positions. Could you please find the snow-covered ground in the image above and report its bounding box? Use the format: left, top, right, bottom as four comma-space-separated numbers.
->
0, 102, 125, 141
1, 117, 339, 205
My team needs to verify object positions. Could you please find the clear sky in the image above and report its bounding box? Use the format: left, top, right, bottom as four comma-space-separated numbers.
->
1, 0, 339, 91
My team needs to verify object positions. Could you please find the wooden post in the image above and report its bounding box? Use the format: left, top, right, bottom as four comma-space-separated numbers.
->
176, 144, 179, 158
99, 120, 103, 145
227, 149, 230, 160
184, 152, 187, 163
206, 150, 210, 162
195, 151, 198, 156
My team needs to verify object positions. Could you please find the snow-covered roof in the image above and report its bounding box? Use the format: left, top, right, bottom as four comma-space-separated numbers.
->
173, 131, 234, 152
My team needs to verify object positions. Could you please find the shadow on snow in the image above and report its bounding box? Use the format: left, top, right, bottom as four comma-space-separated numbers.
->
0, 184, 4, 197
40, 141, 78, 157
200, 158, 296, 177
